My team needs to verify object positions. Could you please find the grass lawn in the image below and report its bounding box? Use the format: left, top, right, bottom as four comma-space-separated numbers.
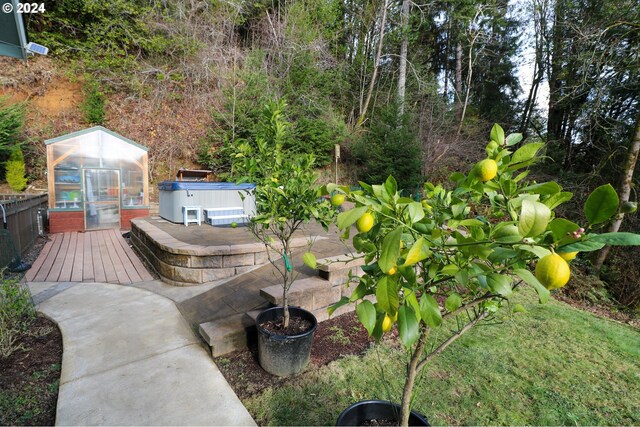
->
244, 289, 640, 425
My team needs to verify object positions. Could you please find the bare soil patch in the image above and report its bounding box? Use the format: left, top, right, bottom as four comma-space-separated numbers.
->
0, 316, 63, 426
215, 311, 373, 400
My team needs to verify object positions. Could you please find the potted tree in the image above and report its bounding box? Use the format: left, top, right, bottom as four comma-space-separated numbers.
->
327, 125, 640, 426
232, 100, 335, 376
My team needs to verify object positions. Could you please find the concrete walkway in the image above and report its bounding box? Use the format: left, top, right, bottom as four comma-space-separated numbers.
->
30, 282, 256, 426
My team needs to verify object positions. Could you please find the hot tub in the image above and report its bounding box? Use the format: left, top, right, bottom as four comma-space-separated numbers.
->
158, 181, 256, 224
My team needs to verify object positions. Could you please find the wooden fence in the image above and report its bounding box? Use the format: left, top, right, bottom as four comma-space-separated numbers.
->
0, 194, 48, 255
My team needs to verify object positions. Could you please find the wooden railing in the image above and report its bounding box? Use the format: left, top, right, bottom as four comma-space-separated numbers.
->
0, 194, 48, 255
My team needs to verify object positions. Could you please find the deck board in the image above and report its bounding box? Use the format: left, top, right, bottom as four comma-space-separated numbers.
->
70, 232, 84, 282
26, 230, 151, 284
25, 236, 55, 282
33, 234, 63, 282
114, 231, 154, 282
82, 232, 94, 281
91, 231, 107, 282
58, 232, 77, 282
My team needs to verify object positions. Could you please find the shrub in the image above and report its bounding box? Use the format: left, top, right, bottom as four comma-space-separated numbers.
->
5, 147, 27, 192
352, 104, 423, 194
0, 273, 36, 358
81, 81, 106, 125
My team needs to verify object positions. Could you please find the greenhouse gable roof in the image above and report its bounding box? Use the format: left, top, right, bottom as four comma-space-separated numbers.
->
45, 126, 148, 152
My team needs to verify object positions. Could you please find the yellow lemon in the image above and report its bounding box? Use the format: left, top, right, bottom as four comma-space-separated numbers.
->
387, 266, 397, 276
535, 253, 571, 290
477, 159, 498, 182
558, 251, 578, 262
331, 194, 345, 206
356, 212, 375, 233
382, 314, 393, 332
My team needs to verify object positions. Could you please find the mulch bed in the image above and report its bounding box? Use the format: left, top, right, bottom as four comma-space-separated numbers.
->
0, 316, 63, 426
215, 311, 374, 400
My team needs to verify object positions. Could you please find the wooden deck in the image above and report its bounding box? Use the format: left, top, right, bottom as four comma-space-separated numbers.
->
25, 230, 154, 284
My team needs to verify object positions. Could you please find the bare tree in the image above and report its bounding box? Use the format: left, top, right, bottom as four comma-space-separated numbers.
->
397, 0, 411, 116
358, 0, 390, 127
594, 114, 640, 271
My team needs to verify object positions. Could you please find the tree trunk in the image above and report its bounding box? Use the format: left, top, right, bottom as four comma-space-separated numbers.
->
455, 41, 463, 120
594, 114, 640, 271
400, 330, 427, 427
547, 0, 565, 151
358, 0, 389, 127
397, 0, 410, 116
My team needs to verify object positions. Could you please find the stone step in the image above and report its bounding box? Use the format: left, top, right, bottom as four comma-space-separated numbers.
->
260, 276, 340, 313
316, 254, 365, 284
199, 312, 257, 357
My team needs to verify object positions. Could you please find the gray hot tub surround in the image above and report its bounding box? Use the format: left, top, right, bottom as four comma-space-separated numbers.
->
130, 217, 310, 287
158, 181, 256, 225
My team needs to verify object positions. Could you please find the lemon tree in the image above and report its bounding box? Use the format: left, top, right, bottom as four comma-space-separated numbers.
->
231, 101, 336, 327
321, 124, 640, 427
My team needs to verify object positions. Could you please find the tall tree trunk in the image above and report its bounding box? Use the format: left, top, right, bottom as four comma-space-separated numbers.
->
358, 0, 390, 127
547, 0, 565, 152
594, 114, 640, 271
455, 41, 463, 120
397, 0, 410, 116
521, 0, 547, 135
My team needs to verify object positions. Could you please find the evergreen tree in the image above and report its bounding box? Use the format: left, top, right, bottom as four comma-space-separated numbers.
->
6, 147, 27, 192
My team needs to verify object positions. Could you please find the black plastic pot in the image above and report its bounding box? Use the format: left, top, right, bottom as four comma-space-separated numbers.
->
256, 306, 317, 377
336, 400, 430, 426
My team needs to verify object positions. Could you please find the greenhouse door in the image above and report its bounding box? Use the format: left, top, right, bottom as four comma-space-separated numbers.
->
83, 169, 121, 230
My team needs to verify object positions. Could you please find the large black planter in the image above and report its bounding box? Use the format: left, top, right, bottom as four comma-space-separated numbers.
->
336, 400, 430, 426
256, 306, 317, 377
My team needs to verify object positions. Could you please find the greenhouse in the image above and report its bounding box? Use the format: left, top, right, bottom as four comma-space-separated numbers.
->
45, 126, 150, 233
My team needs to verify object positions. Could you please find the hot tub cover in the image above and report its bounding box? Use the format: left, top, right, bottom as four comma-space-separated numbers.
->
158, 182, 256, 191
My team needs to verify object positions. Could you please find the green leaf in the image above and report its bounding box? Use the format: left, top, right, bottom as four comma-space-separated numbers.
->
384, 176, 398, 198
487, 273, 512, 297
513, 303, 527, 313
375, 276, 399, 315
511, 142, 544, 165
505, 133, 523, 146
518, 200, 551, 237
403, 289, 421, 321
492, 223, 522, 243
490, 124, 505, 145
548, 218, 580, 243
349, 280, 369, 302
337, 206, 368, 230
302, 252, 317, 269
459, 219, 485, 227
516, 245, 551, 258
542, 191, 573, 209
356, 300, 377, 335
402, 237, 431, 266
419, 294, 442, 328
488, 247, 518, 264
514, 268, 549, 303
558, 239, 605, 252
522, 182, 561, 195
398, 305, 419, 348
328, 297, 350, 316
589, 232, 640, 246
379, 227, 403, 273
585, 184, 619, 225
407, 202, 425, 223
441, 264, 459, 276
445, 293, 462, 312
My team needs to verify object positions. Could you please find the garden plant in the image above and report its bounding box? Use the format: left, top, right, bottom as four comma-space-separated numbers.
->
325, 124, 640, 426
232, 100, 335, 329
